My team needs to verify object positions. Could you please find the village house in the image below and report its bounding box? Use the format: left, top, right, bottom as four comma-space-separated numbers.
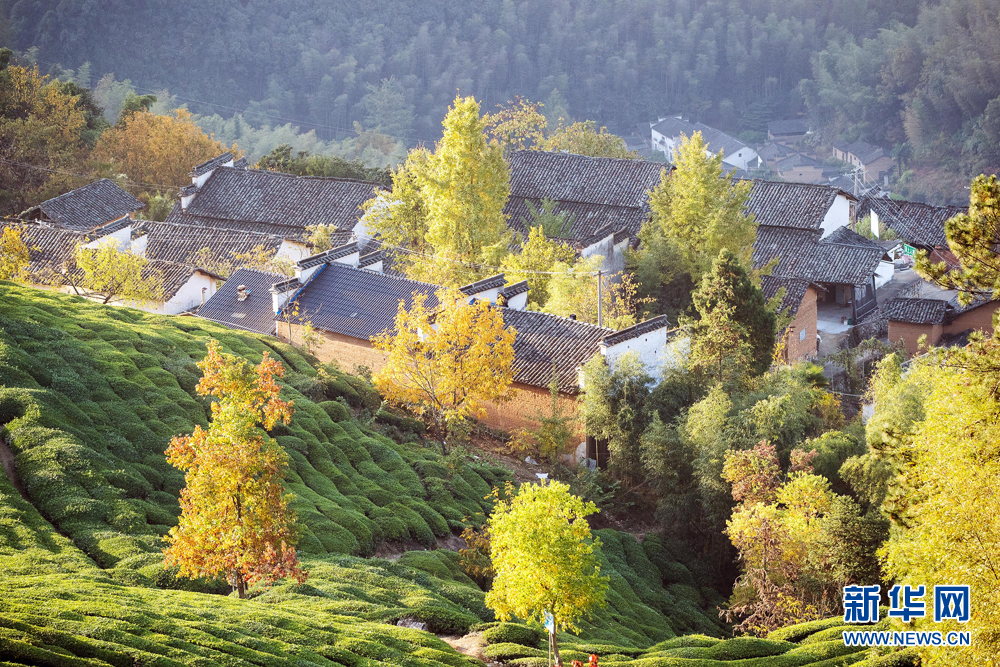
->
744, 180, 856, 238
166, 152, 380, 253
767, 119, 809, 144
760, 275, 820, 361
504, 150, 667, 273
18, 178, 144, 233
0, 221, 221, 314
649, 117, 759, 171
753, 221, 890, 357
882, 296, 1000, 356
832, 141, 895, 185
855, 193, 966, 266
201, 243, 679, 453
774, 153, 825, 184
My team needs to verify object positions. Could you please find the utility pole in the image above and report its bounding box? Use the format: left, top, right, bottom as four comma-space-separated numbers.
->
596, 270, 603, 328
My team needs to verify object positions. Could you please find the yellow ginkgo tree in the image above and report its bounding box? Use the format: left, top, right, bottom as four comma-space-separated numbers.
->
371, 290, 516, 452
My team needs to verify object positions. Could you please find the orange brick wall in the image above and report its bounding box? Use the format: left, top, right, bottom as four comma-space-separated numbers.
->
888, 302, 1000, 356
286, 324, 583, 437
783, 286, 818, 361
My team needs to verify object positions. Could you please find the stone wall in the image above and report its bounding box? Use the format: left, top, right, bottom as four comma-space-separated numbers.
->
783, 286, 818, 361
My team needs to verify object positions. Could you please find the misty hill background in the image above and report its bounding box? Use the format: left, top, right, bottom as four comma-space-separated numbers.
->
4, 0, 999, 201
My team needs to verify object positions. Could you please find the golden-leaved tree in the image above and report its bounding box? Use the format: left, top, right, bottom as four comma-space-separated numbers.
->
67, 239, 164, 305
0, 226, 30, 281
486, 481, 608, 666
93, 108, 239, 188
371, 290, 516, 451
164, 340, 305, 598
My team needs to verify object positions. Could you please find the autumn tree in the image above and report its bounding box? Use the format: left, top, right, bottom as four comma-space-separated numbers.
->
543, 257, 650, 329
93, 108, 239, 189
631, 133, 757, 312
917, 174, 1000, 306
164, 340, 304, 598
66, 239, 165, 305
0, 55, 92, 214
688, 250, 775, 383
482, 97, 547, 154
538, 120, 638, 159
186, 245, 294, 279
371, 290, 516, 451
486, 480, 608, 666
0, 226, 30, 281
418, 96, 511, 286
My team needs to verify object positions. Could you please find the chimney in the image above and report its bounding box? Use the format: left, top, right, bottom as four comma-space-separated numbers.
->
237, 285, 248, 301
569, 314, 577, 320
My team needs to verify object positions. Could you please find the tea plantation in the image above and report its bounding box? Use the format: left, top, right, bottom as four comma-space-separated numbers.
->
0, 283, 915, 666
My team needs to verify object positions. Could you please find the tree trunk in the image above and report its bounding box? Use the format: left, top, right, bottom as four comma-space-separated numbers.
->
551, 629, 562, 666
436, 414, 447, 455
235, 573, 246, 599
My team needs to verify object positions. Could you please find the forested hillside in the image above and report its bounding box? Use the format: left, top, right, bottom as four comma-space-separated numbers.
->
3, 0, 920, 143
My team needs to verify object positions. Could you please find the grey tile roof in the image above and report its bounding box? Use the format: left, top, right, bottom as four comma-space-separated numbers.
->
148, 260, 207, 301
460, 274, 507, 295
601, 315, 670, 346
758, 142, 792, 162
507, 150, 666, 209
138, 221, 285, 264
760, 275, 810, 316
651, 117, 696, 138
291, 262, 440, 340
501, 308, 612, 393
177, 167, 381, 236
232, 156, 249, 169
692, 122, 750, 158
0, 221, 86, 281
881, 297, 951, 325
833, 141, 886, 165
776, 153, 822, 170
505, 197, 649, 243
21, 179, 143, 231
768, 119, 809, 136
358, 250, 384, 268
198, 268, 284, 335
505, 150, 665, 243
753, 225, 885, 285
745, 180, 851, 230
500, 280, 529, 300
297, 242, 358, 269
190, 152, 234, 176
856, 194, 965, 248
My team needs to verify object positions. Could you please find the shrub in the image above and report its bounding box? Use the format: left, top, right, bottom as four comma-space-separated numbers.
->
482, 623, 542, 647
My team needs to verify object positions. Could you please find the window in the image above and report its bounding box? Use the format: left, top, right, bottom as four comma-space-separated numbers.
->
799, 328, 807, 342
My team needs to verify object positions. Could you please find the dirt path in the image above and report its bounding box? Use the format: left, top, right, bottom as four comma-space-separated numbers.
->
441, 632, 488, 663
0, 435, 29, 501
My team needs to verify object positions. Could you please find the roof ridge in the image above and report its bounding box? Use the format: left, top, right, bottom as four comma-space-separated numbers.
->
510, 307, 614, 333
233, 166, 382, 186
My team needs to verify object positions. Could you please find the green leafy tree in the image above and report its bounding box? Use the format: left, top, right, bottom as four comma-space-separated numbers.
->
580, 352, 652, 487
362, 76, 415, 139
631, 133, 757, 313
500, 224, 576, 308
67, 240, 164, 305
486, 480, 608, 666
689, 250, 775, 382
257, 144, 391, 185
419, 96, 511, 286
916, 174, 1000, 306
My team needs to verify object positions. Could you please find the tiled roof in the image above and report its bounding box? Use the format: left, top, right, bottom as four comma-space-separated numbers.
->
833, 141, 886, 165
177, 167, 381, 235
297, 242, 359, 269
149, 260, 207, 301
0, 221, 85, 281
232, 156, 249, 169
776, 153, 821, 170
191, 152, 234, 176
857, 194, 965, 248
21, 179, 143, 231
358, 250, 384, 268
198, 268, 284, 335
291, 262, 440, 340
758, 142, 792, 162
163, 203, 309, 240
745, 180, 850, 230
768, 119, 809, 136
500, 281, 529, 300
138, 221, 285, 264
651, 117, 695, 138
760, 275, 810, 316
601, 315, 670, 346
460, 274, 507, 295
501, 309, 612, 393
881, 297, 951, 325
507, 150, 666, 209
753, 225, 885, 285
504, 197, 649, 243
692, 122, 750, 158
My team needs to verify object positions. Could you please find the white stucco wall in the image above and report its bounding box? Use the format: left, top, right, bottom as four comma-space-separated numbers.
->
278, 239, 312, 262
191, 159, 233, 189
820, 194, 852, 237
131, 233, 149, 256
85, 226, 132, 252
874, 260, 895, 290
722, 147, 759, 171
160, 271, 218, 314
504, 291, 528, 310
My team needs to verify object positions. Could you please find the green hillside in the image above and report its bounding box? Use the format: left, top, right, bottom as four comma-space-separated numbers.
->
0, 283, 914, 666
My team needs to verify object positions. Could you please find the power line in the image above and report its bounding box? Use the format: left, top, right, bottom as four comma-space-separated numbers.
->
0, 157, 181, 193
